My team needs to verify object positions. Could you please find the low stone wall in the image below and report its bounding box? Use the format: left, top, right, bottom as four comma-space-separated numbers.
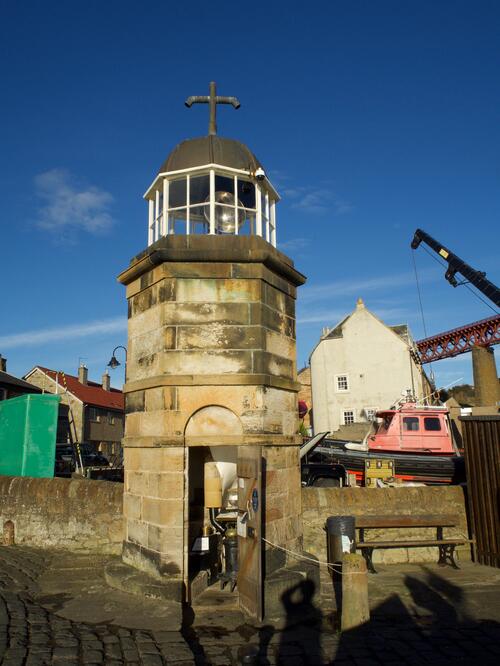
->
0, 476, 123, 554
302, 486, 470, 565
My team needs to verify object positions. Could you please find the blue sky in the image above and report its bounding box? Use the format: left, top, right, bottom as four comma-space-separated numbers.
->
0, 0, 498, 390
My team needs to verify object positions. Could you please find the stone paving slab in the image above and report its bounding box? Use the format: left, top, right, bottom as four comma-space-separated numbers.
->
1, 546, 500, 664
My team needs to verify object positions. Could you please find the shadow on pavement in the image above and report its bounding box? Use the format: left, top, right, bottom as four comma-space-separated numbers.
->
334, 567, 500, 665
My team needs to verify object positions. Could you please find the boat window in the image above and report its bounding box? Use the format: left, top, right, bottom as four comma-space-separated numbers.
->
375, 415, 394, 433
403, 417, 419, 432
424, 417, 441, 431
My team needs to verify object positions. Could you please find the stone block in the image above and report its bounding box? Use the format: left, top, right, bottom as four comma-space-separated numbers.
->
127, 518, 148, 545
126, 472, 149, 496
175, 278, 260, 303
124, 493, 142, 521
263, 283, 295, 317
147, 473, 184, 500
142, 498, 183, 527
253, 350, 294, 379
265, 330, 296, 361
164, 326, 176, 350
125, 390, 145, 414
161, 302, 250, 326
161, 261, 232, 279
134, 447, 185, 472
145, 388, 165, 412
128, 306, 163, 335
250, 303, 295, 339
177, 324, 264, 350
161, 349, 253, 375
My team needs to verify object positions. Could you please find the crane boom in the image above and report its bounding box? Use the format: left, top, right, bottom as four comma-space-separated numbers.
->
411, 228, 500, 309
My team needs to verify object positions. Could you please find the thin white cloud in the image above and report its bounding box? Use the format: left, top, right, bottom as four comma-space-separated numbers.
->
297, 306, 411, 326
282, 186, 352, 215
35, 168, 114, 238
300, 268, 438, 305
0, 317, 127, 349
278, 237, 310, 252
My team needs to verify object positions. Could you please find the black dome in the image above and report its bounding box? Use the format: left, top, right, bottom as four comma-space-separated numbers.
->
158, 135, 262, 174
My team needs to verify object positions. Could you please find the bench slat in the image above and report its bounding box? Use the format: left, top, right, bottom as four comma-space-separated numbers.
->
356, 514, 460, 529
357, 539, 469, 549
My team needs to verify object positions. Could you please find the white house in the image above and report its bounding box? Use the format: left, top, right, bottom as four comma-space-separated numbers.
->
310, 298, 431, 434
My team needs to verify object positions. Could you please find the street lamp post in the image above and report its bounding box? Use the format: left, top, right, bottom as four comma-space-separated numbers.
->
107, 345, 128, 383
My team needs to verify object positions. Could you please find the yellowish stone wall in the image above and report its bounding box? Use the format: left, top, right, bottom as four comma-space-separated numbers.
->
118, 235, 306, 591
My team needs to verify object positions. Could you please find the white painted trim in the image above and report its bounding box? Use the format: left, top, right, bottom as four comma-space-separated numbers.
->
23, 368, 84, 404
233, 174, 238, 235
155, 189, 160, 241
209, 169, 215, 234
186, 175, 191, 235
148, 199, 154, 245
162, 178, 168, 236
270, 201, 276, 247
144, 163, 280, 201
256, 184, 263, 237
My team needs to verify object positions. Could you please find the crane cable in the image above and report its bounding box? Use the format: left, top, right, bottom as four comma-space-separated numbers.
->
411, 249, 435, 385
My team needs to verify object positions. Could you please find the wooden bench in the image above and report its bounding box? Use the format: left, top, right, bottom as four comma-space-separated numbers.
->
355, 514, 469, 574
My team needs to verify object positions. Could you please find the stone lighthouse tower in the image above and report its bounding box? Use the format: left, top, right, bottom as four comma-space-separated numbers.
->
118, 83, 310, 620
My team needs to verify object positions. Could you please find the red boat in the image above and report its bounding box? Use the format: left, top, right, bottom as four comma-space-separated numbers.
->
302, 397, 465, 486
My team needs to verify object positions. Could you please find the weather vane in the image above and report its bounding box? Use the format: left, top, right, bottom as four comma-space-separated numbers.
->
185, 81, 240, 136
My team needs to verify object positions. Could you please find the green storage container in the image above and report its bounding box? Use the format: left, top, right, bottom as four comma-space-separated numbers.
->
0, 393, 61, 478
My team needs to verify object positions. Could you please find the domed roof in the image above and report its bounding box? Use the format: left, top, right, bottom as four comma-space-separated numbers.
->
158, 135, 262, 174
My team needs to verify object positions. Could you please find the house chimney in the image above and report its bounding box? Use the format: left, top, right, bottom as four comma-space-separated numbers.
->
102, 371, 110, 391
0, 355, 6, 372
78, 364, 88, 385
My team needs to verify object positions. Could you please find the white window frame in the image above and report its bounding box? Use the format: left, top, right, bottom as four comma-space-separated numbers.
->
342, 409, 355, 426
364, 407, 377, 421
335, 374, 349, 392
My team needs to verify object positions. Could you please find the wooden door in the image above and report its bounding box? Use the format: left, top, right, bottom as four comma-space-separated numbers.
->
237, 446, 263, 621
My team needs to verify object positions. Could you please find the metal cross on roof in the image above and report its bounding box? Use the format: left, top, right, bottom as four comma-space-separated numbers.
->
185, 81, 240, 136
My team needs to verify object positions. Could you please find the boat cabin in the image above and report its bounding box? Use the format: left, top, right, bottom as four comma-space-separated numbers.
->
368, 403, 455, 454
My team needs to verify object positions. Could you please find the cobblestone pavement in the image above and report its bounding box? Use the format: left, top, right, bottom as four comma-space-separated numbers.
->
1, 546, 500, 665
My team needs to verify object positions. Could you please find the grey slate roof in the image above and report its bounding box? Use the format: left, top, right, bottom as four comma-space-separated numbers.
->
0, 371, 42, 392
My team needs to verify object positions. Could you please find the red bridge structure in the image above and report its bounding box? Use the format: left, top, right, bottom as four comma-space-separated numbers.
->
416, 314, 500, 364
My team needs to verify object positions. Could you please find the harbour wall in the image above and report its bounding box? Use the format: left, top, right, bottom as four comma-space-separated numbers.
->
0, 476, 470, 565
302, 486, 470, 564
0, 476, 123, 554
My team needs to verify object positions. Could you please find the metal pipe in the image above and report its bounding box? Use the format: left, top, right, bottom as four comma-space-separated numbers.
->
209, 507, 225, 535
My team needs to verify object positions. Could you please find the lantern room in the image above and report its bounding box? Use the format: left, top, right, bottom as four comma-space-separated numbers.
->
143, 84, 278, 247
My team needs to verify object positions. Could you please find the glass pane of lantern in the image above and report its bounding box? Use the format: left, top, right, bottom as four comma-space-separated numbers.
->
214, 204, 241, 234
215, 175, 234, 196
169, 177, 187, 209
190, 204, 210, 234
190, 175, 210, 205
171, 209, 187, 235
261, 191, 268, 221
237, 210, 255, 236
237, 179, 256, 209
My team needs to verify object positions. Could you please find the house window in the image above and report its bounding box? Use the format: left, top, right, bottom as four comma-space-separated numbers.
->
0, 388, 6, 401
365, 408, 377, 421
88, 407, 100, 422
108, 412, 116, 425
336, 375, 349, 392
342, 410, 355, 425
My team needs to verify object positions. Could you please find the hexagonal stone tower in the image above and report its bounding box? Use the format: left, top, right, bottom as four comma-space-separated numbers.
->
118, 83, 309, 620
